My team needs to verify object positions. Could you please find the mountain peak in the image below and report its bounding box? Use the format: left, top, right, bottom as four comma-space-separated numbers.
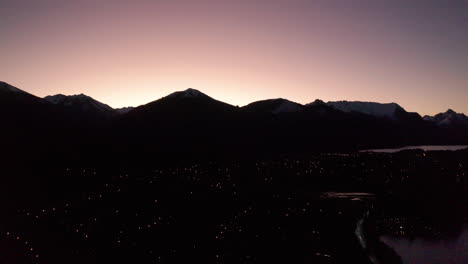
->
166, 88, 208, 99
184, 88, 202, 94
308, 99, 326, 105
272, 99, 303, 114
242, 98, 303, 114
424, 109, 468, 126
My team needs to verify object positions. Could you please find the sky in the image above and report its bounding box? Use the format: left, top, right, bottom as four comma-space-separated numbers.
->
1, 0, 467, 115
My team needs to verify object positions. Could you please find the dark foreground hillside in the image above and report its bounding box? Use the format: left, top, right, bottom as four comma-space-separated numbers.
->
0, 150, 466, 264
1, 82, 467, 263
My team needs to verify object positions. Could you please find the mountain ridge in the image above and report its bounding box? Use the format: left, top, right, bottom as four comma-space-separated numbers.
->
423, 109, 468, 126
242, 98, 303, 114
2, 81, 465, 117
1, 81, 467, 162
0, 81, 30, 95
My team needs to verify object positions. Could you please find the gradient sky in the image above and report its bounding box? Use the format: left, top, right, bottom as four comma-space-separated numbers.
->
1, 0, 467, 115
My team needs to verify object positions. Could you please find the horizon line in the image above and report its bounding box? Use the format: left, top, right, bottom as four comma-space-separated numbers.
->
2, 81, 464, 116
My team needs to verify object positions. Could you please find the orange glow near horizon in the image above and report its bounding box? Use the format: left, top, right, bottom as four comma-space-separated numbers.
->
1, 0, 467, 115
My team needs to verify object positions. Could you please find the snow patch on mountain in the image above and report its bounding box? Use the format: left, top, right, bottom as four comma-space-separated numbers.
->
44, 94, 114, 113
326, 101, 403, 118
424, 109, 468, 126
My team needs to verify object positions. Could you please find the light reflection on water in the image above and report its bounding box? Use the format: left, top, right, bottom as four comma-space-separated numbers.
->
380, 225, 468, 264
361, 145, 468, 153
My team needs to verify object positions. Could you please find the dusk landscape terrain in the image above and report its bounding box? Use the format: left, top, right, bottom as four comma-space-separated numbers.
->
1, 1, 467, 264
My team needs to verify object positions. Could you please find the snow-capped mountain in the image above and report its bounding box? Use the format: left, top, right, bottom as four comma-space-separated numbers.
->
423, 109, 468, 126
304, 99, 340, 115
242, 99, 303, 114
2, 81, 468, 157
326, 101, 404, 118
44, 94, 114, 113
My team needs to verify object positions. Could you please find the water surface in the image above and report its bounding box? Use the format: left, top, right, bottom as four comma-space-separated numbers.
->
380, 225, 468, 264
362, 145, 468, 153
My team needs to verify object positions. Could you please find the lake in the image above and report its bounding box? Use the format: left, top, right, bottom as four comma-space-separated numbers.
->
380, 224, 468, 264
361, 145, 468, 153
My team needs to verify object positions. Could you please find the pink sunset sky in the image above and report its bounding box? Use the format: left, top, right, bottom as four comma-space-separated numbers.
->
1, 0, 467, 115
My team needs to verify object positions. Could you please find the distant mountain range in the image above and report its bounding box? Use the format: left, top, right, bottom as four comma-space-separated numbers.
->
44, 93, 134, 117
1, 81, 467, 162
423, 110, 468, 126
3, 81, 463, 124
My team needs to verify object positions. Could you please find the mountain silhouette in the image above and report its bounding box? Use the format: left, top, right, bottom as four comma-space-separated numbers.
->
424, 109, 468, 126
1, 81, 467, 163
124, 88, 238, 121
45, 93, 114, 113
242, 99, 303, 114
326, 101, 404, 118
0, 81, 62, 147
